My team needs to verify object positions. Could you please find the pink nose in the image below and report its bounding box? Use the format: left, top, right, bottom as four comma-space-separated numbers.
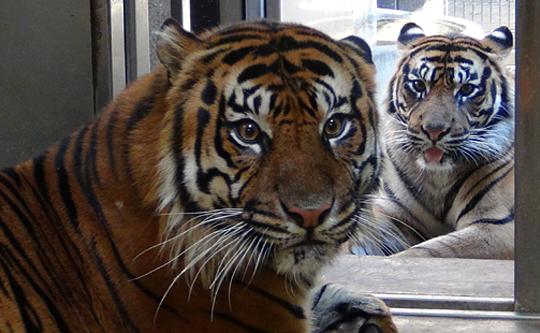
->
422, 124, 448, 141
426, 128, 445, 141
286, 204, 331, 229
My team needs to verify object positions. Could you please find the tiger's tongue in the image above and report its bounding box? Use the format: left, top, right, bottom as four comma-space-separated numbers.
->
424, 147, 444, 163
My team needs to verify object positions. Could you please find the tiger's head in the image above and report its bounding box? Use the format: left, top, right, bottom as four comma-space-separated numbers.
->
155, 20, 379, 288
385, 23, 514, 171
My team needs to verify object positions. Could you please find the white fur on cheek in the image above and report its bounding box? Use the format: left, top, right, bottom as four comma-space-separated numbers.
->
158, 152, 179, 211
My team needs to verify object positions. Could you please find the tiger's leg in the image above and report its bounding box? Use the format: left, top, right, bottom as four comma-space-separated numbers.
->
311, 284, 397, 333
349, 192, 446, 256
393, 220, 514, 259
394, 162, 514, 259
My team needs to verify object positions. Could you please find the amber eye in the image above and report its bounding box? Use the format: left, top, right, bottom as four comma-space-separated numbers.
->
324, 115, 346, 139
459, 84, 476, 97
236, 120, 261, 143
411, 80, 426, 93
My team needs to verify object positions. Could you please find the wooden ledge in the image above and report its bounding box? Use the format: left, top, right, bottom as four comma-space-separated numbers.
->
321, 255, 540, 332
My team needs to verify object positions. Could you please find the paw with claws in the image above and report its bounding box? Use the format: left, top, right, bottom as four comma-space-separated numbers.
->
311, 284, 397, 333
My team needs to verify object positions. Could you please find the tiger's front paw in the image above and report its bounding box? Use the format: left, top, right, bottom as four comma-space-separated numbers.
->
311, 284, 397, 333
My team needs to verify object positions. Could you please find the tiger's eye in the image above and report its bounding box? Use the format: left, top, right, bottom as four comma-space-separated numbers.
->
459, 84, 475, 96
237, 120, 261, 142
324, 116, 344, 138
411, 80, 426, 93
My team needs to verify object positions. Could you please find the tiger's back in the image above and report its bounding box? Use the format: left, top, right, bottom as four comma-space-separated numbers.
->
0, 69, 173, 331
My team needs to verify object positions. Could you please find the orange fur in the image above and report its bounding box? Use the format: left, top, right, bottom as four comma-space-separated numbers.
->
0, 20, 383, 332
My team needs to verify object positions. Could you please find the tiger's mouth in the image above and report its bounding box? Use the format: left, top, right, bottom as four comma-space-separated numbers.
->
423, 146, 444, 163
286, 239, 329, 249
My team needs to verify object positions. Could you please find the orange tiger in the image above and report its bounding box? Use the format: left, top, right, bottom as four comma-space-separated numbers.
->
0, 19, 396, 332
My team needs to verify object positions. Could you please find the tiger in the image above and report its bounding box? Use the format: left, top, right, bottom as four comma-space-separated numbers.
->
0, 19, 397, 332
358, 22, 514, 259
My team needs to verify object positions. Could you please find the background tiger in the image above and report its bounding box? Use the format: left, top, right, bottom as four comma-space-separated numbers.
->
0, 19, 396, 332
360, 23, 514, 259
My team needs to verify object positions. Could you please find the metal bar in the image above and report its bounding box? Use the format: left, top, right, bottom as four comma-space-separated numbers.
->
265, 0, 281, 20
515, 0, 540, 314
90, 0, 113, 112
124, 0, 137, 82
245, 0, 264, 20
220, 0, 243, 25
499, 0, 502, 25
480, 0, 484, 26
110, 0, 126, 97
182, 0, 191, 30
508, 0, 512, 28
135, 0, 150, 77
391, 308, 540, 321
189, 0, 219, 32
171, 0, 183, 25
374, 293, 514, 312
490, 0, 493, 24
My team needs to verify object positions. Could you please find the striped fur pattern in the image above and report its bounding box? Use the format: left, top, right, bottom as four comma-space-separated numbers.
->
361, 23, 514, 259
0, 20, 396, 332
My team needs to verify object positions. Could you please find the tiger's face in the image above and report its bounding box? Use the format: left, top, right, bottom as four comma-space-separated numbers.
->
386, 23, 514, 171
156, 21, 379, 286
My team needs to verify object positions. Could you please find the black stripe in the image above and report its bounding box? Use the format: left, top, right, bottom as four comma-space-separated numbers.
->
0, 250, 44, 331
87, 239, 140, 332
222, 46, 256, 65
55, 136, 79, 230
311, 283, 330, 310
21, 172, 104, 328
211, 34, 264, 47
456, 166, 513, 222
201, 47, 230, 64
452, 55, 474, 64
72, 133, 186, 324
442, 168, 477, 216
409, 245, 441, 256
105, 109, 119, 177
0, 212, 56, 298
386, 150, 421, 198
215, 95, 238, 168
245, 219, 289, 234
195, 107, 212, 193
238, 64, 268, 83
0, 175, 72, 301
0, 167, 21, 186
241, 283, 306, 319
462, 161, 510, 199
124, 90, 157, 183
87, 123, 101, 186
382, 182, 426, 241
213, 311, 267, 333
0, 245, 70, 332
301, 59, 334, 78
472, 210, 514, 225
202, 80, 218, 105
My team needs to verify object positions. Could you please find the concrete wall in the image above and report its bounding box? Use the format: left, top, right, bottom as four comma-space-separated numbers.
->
0, 1, 94, 168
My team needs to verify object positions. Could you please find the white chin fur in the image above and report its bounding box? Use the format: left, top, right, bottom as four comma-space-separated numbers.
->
272, 245, 337, 285
416, 156, 454, 171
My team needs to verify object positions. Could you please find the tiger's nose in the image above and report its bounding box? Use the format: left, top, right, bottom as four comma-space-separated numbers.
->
422, 124, 448, 141
283, 203, 332, 229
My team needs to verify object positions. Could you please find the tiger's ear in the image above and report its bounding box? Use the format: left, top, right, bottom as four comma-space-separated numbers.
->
340, 35, 373, 64
397, 22, 426, 50
481, 26, 513, 58
157, 18, 201, 76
